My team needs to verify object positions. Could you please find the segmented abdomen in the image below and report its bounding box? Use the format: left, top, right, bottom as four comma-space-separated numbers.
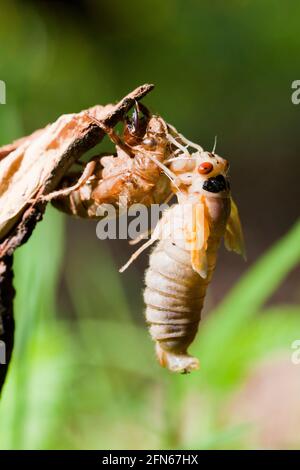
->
144, 237, 219, 373
52, 157, 171, 218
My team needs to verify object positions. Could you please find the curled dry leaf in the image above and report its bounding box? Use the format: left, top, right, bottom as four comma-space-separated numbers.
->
0, 83, 154, 393
0, 84, 154, 254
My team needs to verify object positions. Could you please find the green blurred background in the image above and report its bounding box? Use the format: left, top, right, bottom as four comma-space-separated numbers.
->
0, 0, 300, 449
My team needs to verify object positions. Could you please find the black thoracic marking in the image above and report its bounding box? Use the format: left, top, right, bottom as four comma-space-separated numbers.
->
202, 175, 228, 193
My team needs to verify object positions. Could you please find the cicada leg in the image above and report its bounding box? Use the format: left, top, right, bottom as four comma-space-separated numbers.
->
87, 114, 134, 157
41, 160, 97, 202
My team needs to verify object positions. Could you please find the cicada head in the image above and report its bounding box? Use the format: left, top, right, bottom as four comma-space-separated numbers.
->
169, 150, 230, 194
191, 151, 230, 195
196, 151, 229, 178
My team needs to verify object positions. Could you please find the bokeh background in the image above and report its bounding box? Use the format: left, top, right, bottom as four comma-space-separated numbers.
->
0, 0, 300, 449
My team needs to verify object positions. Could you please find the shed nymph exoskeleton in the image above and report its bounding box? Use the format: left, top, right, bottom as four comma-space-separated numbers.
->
120, 135, 246, 374
43, 103, 176, 217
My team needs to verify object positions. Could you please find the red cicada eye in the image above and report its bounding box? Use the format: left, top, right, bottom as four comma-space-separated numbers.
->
198, 162, 213, 175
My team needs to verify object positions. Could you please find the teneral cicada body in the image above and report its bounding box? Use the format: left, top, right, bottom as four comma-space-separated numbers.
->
121, 145, 246, 373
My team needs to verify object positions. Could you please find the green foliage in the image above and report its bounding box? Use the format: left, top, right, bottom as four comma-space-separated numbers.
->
195, 220, 300, 389
0, 207, 72, 449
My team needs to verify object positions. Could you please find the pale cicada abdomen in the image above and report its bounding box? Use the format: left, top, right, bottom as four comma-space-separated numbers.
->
143, 208, 227, 373
144, 238, 206, 372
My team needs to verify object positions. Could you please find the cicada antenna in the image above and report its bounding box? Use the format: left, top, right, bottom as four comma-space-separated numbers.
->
212, 135, 217, 154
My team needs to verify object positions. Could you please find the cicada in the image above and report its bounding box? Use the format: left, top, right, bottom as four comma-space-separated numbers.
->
45, 102, 174, 217
120, 135, 246, 373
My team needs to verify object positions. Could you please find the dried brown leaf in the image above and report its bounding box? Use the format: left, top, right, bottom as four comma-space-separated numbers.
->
0, 84, 154, 393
